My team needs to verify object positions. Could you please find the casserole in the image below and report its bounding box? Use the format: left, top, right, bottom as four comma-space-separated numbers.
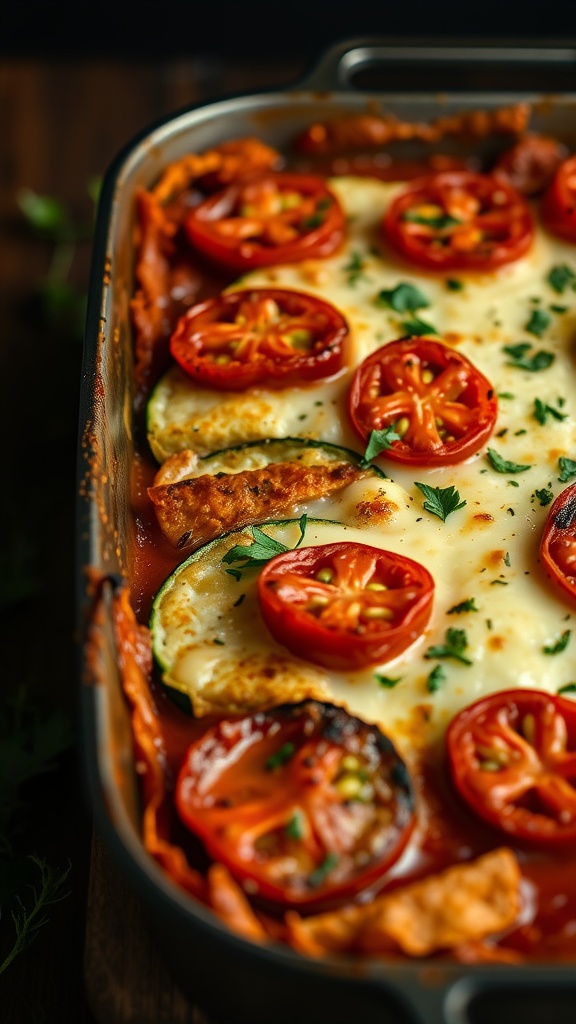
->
77, 40, 576, 1023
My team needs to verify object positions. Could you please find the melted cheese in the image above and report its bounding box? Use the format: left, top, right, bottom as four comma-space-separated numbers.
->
149, 175, 576, 755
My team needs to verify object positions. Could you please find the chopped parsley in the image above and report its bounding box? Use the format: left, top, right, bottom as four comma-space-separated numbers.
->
503, 342, 554, 372
547, 264, 576, 294
401, 315, 439, 336
525, 308, 552, 337
415, 483, 466, 522
285, 811, 305, 840
375, 282, 430, 314
362, 426, 401, 463
375, 673, 403, 688
426, 664, 446, 693
534, 487, 554, 507
486, 448, 532, 474
558, 457, 576, 483
543, 630, 571, 655
344, 250, 367, 285
558, 683, 576, 694
447, 598, 479, 614
425, 628, 473, 666
533, 397, 568, 424
446, 278, 464, 291
222, 515, 307, 580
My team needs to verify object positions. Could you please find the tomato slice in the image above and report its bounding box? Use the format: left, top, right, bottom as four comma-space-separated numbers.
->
382, 170, 534, 271
541, 154, 576, 243
169, 288, 348, 390
447, 689, 576, 846
257, 542, 434, 670
185, 172, 345, 272
539, 482, 576, 603
348, 338, 497, 467
175, 700, 415, 909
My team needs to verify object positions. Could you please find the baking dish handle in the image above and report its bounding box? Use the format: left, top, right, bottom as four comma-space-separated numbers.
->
299, 39, 576, 91
370, 969, 576, 1024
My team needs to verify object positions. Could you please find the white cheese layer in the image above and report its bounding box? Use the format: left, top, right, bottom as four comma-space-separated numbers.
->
149, 175, 576, 754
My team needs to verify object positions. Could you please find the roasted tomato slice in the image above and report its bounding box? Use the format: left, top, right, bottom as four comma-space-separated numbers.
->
257, 542, 434, 671
382, 170, 534, 270
539, 482, 576, 603
175, 700, 415, 909
169, 288, 348, 390
541, 154, 576, 243
348, 338, 497, 467
185, 172, 345, 272
447, 689, 576, 846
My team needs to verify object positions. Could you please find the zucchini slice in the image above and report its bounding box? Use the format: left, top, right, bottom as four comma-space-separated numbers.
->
151, 516, 387, 718
146, 364, 351, 463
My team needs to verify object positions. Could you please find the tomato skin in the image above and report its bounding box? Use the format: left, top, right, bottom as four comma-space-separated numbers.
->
175, 700, 415, 910
541, 155, 576, 243
539, 483, 576, 603
348, 337, 497, 467
185, 172, 345, 272
382, 170, 534, 271
257, 542, 434, 671
169, 288, 348, 390
447, 689, 576, 846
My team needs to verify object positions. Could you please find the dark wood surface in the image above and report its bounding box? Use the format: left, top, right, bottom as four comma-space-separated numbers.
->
0, 53, 305, 1024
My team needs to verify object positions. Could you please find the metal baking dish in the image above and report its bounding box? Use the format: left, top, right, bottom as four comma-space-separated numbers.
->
76, 40, 576, 1024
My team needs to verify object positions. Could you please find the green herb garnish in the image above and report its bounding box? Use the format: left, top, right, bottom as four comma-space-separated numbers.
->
426, 665, 446, 693
447, 598, 479, 614
375, 282, 430, 314
344, 250, 366, 285
558, 683, 576, 694
402, 209, 461, 230
533, 398, 568, 425
285, 811, 305, 840
486, 448, 532, 474
525, 308, 552, 337
401, 316, 439, 336
362, 426, 401, 462
375, 674, 403, 688
415, 483, 466, 522
534, 487, 554, 507
558, 457, 576, 483
222, 515, 307, 579
547, 264, 576, 294
543, 630, 571, 655
425, 628, 473, 666
503, 342, 555, 372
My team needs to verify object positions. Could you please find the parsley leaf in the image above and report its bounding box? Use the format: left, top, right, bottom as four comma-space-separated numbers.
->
425, 628, 473, 666
375, 673, 403, 688
426, 664, 446, 693
222, 516, 307, 579
308, 852, 339, 888
533, 397, 568, 424
266, 742, 296, 771
543, 630, 571, 655
285, 811, 305, 840
503, 342, 554, 372
401, 315, 439, 336
558, 457, 576, 483
447, 598, 479, 614
362, 426, 401, 462
486, 448, 532, 474
446, 278, 464, 291
558, 683, 576, 694
415, 482, 466, 522
376, 282, 430, 314
344, 251, 366, 285
534, 487, 554, 507
525, 308, 552, 337
547, 264, 576, 294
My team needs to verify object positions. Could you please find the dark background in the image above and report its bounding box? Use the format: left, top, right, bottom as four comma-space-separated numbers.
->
2, 4, 576, 1022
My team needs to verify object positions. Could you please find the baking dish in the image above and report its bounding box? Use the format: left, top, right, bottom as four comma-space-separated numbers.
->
76, 40, 576, 1024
